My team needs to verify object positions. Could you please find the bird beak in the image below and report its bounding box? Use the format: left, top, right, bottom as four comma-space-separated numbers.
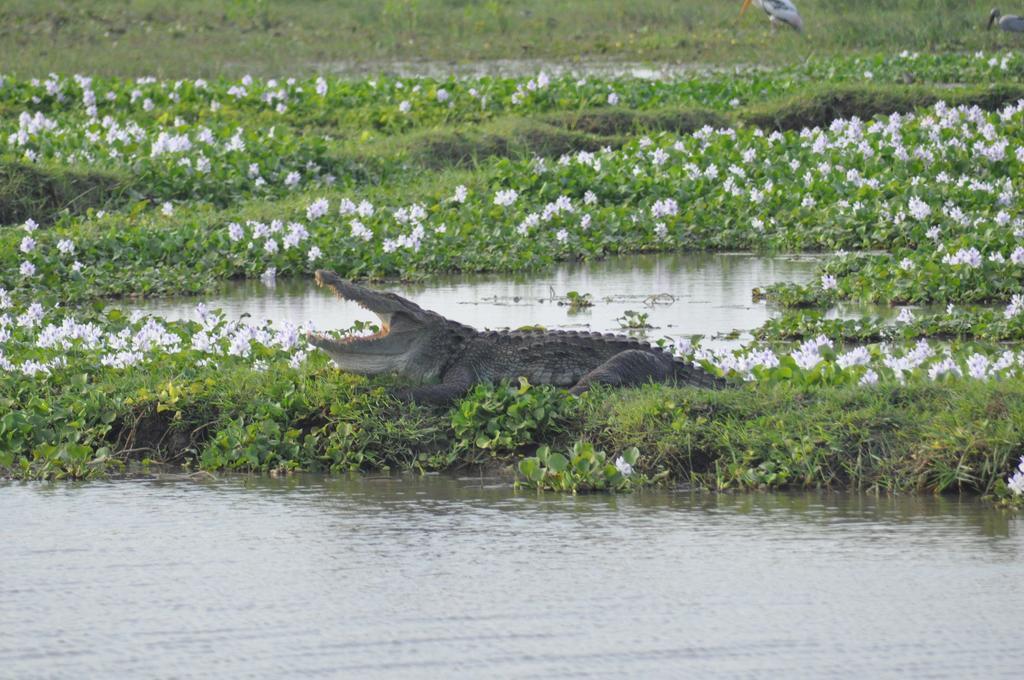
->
987, 13, 996, 30
740, 0, 753, 17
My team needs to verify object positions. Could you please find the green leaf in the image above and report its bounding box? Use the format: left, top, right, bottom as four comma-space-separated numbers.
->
518, 457, 543, 482
546, 452, 569, 472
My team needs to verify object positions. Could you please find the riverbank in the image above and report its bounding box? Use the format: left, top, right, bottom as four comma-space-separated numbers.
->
2, 340, 1022, 503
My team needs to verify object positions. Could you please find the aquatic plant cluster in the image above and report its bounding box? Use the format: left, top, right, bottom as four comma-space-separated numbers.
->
1, 52, 1023, 498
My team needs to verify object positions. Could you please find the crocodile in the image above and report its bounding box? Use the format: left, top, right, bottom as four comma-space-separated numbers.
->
307, 270, 727, 404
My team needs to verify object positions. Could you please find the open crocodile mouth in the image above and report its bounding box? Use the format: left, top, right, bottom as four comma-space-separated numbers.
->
313, 271, 393, 345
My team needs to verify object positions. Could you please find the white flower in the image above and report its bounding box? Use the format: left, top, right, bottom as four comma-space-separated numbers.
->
284, 171, 301, 188
306, 198, 329, 220
899, 258, 915, 271
614, 457, 633, 476
555, 229, 568, 243
896, 308, 915, 324
1009, 456, 1024, 496
859, 369, 879, 386
161, 202, 174, 216
908, 197, 931, 221
820, 274, 837, 291
493, 189, 518, 207
436, 88, 449, 102
928, 358, 961, 381
23, 218, 38, 233
399, 100, 411, 113
942, 247, 982, 268
19, 236, 36, 254
263, 238, 279, 254
350, 219, 373, 241
57, 239, 74, 255
966, 353, 990, 380
673, 337, 693, 357
452, 185, 468, 203
20, 261, 35, 277
607, 92, 619, 106
651, 198, 678, 218
837, 347, 871, 369
1004, 294, 1024, 319
307, 246, 322, 262
228, 222, 244, 242
315, 76, 328, 97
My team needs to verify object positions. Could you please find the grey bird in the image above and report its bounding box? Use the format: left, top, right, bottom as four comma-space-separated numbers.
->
989, 8, 1024, 31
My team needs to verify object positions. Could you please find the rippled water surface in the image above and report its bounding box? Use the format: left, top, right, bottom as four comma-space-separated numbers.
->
2, 476, 1021, 678
123, 253, 827, 349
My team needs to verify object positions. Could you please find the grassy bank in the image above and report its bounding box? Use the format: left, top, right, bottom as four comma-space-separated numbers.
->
3, 348, 1022, 501
0, 0, 1016, 77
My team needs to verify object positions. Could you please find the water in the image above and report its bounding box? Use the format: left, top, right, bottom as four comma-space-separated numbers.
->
121, 253, 829, 350
1, 476, 1021, 678
312, 58, 759, 80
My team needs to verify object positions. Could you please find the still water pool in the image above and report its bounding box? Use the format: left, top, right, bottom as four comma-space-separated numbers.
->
2, 475, 1020, 678
120, 253, 827, 350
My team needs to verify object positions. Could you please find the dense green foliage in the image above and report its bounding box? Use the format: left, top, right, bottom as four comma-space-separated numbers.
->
2, 50, 1024, 500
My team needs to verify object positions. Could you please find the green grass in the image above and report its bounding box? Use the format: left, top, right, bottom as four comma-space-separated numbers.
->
0, 0, 1019, 77
348, 82, 1024, 172
741, 82, 1024, 130
0, 160, 135, 225
4, 356, 1021, 499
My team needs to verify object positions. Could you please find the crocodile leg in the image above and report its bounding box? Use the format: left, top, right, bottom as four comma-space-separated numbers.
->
392, 383, 470, 405
391, 366, 475, 405
568, 349, 676, 395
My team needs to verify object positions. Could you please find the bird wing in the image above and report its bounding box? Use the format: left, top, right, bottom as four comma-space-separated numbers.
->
762, 0, 802, 29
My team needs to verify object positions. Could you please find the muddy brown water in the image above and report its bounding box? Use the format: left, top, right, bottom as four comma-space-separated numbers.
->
1, 475, 1021, 678
122, 252, 871, 350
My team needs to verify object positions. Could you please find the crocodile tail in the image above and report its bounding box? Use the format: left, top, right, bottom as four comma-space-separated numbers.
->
672, 357, 729, 389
